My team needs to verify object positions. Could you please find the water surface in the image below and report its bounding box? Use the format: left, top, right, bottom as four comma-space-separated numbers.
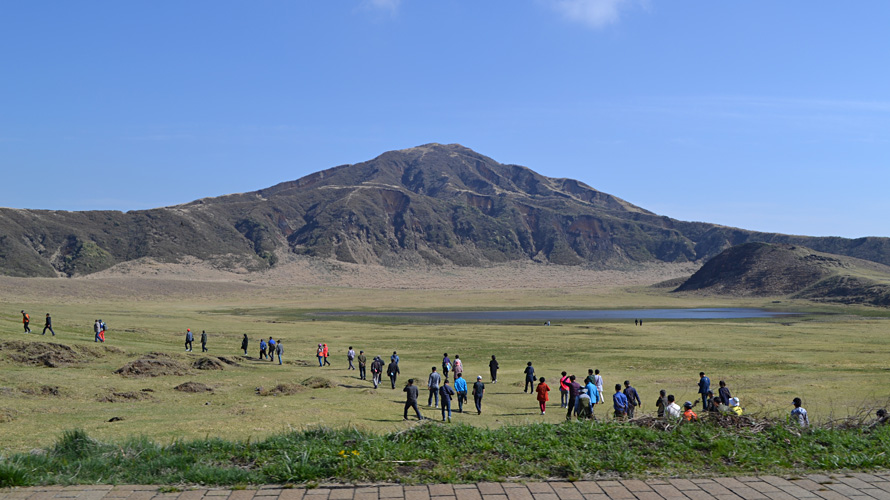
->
319, 308, 795, 321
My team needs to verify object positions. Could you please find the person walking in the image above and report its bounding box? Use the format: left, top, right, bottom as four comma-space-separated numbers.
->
439, 379, 455, 422
613, 384, 629, 420
42, 313, 55, 336
585, 378, 599, 419
275, 340, 283, 365
22, 311, 30, 333
584, 369, 595, 386
536, 377, 551, 415
201, 330, 208, 352
523, 362, 536, 394
472, 376, 485, 414
371, 356, 384, 389
453, 355, 463, 378
267, 338, 276, 362
241, 334, 249, 356
427, 367, 441, 407
566, 375, 581, 420
259, 338, 267, 360
316, 344, 324, 367
98, 319, 106, 342
593, 369, 605, 404
391, 351, 400, 365
718, 380, 732, 406
347, 346, 356, 370
442, 353, 451, 380
185, 329, 193, 352
357, 350, 367, 380
403, 379, 423, 421
559, 372, 570, 408
322, 343, 331, 366
655, 389, 668, 418
454, 373, 468, 413
698, 372, 711, 409
623, 381, 641, 418
387, 358, 400, 389
791, 397, 809, 427
489, 355, 499, 383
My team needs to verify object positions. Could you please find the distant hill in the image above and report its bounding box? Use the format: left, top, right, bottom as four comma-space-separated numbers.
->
1, 143, 889, 277
674, 242, 890, 306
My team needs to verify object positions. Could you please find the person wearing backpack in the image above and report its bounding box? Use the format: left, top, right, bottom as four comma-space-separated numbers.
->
22, 311, 31, 333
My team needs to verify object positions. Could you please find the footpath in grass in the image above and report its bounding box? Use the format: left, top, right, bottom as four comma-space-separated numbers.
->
2, 417, 889, 487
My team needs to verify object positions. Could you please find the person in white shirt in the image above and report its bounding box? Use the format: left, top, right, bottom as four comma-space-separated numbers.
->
666, 394, 682, 419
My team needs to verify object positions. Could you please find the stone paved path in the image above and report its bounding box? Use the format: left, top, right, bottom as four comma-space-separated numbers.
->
4, 474, 890, 500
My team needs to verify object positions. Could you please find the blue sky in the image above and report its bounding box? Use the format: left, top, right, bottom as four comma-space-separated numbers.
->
2, 1, 888, 238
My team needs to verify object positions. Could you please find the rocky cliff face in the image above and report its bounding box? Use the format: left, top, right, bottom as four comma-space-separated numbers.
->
1, 143, 888, 277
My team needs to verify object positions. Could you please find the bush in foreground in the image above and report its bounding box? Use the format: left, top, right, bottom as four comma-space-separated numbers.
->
2, 419, 888, 486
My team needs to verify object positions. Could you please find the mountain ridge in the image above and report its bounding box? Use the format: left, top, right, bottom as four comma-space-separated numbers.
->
1, 143, 888, 277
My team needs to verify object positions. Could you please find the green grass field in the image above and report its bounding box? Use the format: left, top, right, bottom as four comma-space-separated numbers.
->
2, 278, 889, 455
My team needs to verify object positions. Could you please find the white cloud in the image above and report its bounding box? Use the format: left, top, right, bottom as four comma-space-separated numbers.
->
362, 0, 402, 15
547, 0, 630, 28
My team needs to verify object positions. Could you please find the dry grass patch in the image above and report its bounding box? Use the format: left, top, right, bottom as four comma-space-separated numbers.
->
256, 383, 305, 396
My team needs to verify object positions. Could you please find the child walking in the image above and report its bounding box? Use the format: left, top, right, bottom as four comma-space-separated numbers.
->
536, 377, 551, 415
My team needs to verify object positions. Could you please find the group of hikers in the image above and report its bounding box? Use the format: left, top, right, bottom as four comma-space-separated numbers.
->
11, 312, 887, 428
238, 333, 284, 364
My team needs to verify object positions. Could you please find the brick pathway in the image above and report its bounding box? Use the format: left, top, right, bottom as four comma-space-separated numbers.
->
4, 474, 890, 500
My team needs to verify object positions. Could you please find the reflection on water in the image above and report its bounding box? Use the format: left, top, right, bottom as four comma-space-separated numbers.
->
320, 308, 796, 321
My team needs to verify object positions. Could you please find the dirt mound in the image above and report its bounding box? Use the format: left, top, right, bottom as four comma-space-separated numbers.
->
216, 356, 241, 366
98, 391, 155, 403
144, 352, 175, 359
174, 381, 213, 393
114, 358, 189, 378
0, 341, 101, 367
257, 383, 305, 396
20, 385, 61, 396
192, 357, 226, 370
301, 376, 336, 389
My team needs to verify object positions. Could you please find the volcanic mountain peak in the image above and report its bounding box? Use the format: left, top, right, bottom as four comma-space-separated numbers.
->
0, 144, 888, 278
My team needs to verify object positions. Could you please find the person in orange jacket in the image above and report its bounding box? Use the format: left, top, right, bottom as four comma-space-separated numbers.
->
683, 401, 699, 422
22, 310, 31, 333
322, 343, 331, 366
536, 377, 551, 415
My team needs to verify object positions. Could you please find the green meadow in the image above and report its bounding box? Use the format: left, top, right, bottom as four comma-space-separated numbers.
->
2, 277, 889, 458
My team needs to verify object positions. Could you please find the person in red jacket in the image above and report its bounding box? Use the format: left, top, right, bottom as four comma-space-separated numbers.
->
322, 343, 331, 366
536, 377, 551, 415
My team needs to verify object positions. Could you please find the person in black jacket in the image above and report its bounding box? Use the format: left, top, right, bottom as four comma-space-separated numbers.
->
241, 334, 249, 355
623, 380, 642, 418
387, 359, 400, 389
473, 376, 485, 414
201, 330, 208, 352
524, 362, 536, 393
489, 355, 499, 383
718, 380, 732, 406
371, 356, 384, 389
42, 313, 55, 336
403, 379, 423, 420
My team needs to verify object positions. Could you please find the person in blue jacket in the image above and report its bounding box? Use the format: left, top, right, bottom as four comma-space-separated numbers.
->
698, 372, 711, 409
453, 373, 468, 412
613, 384, 628, 420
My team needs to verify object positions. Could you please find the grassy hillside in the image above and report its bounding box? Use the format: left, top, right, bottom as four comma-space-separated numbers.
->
675, 243, 890, 306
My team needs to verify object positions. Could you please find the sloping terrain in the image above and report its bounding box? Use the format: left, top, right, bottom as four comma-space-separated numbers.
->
1, 143, 888, 277
674, 242, 890, 306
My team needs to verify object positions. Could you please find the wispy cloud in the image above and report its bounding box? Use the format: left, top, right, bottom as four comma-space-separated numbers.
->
361, 0, 402, 15
546, 0, 630, 29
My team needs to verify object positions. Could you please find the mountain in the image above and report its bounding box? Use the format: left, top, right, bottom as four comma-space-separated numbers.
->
1, 143, 889, 277
674, 242, 890, 306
